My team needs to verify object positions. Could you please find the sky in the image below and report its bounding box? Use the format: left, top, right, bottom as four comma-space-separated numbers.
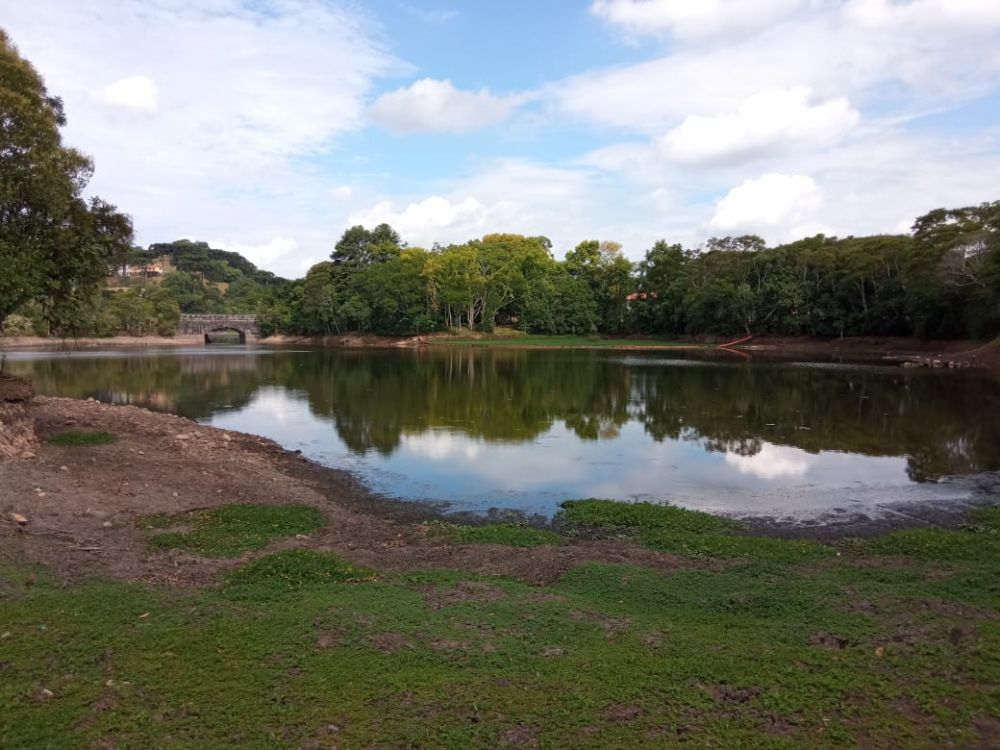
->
4, 0, 1000, 278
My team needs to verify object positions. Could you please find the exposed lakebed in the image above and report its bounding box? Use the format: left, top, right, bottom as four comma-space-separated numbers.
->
7, 345, 1000, 522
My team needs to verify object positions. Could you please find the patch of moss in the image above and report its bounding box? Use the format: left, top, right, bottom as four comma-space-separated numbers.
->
559, 498, 740, 533
435, 523, 564, 547
558, 499, 831, 563
47, 430, 118, 446
224, 549, 375, 594
141, 503, 323, 557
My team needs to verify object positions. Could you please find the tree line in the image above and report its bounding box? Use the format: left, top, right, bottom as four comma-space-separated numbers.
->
258, 205, 999, 341
3, 28, 998, 342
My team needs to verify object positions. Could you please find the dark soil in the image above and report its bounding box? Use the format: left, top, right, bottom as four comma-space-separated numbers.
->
0, 397, 690, 586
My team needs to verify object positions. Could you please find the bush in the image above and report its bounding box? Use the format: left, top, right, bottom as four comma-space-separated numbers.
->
1, 314, 34, 337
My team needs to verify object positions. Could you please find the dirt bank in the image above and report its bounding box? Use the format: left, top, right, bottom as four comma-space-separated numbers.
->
0, 397, 689, 586
1, 334, 205, 350
6, 333, 997, 369
257, 333, 1000, 367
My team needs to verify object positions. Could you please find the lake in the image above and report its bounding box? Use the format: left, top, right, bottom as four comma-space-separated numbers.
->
6, 345, 1000, 521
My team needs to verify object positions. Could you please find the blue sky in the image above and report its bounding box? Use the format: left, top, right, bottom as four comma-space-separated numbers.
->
4, 1, 1000, 277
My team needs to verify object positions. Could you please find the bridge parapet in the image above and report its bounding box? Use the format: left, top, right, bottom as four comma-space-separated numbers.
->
179, 314, 260, 342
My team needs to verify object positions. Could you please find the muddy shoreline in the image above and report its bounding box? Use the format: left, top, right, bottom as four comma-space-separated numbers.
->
3, 396, 996, 588
0, 397, 693, 586
4, 332, 997, 368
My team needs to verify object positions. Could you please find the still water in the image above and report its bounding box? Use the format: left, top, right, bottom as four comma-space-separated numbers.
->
7, 346, 1000, 520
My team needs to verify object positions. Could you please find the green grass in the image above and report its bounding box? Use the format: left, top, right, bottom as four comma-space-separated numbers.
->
141, 503, 324, 557
559, 498, 740, 533
225, 549, 376, 596
1, 507, 998, 748
431, 522, 565, 547
46, 430, 118, 446
558, 499, 832, 563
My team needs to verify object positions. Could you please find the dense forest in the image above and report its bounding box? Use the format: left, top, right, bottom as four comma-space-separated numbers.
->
258, 202, 1000, 341
4, 202, 999, 341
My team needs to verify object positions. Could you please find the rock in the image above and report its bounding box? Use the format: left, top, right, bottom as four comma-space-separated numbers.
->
38, 688, 54, 700
175, 434, 191, 440
59, 465, 69, 472
102, 521, 113, 528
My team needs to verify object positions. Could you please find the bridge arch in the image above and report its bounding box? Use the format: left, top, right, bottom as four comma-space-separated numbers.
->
204, 327, 247, 344
178, 314, 260, 344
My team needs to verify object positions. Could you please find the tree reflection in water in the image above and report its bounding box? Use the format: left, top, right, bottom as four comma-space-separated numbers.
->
14, 347, 1000, 484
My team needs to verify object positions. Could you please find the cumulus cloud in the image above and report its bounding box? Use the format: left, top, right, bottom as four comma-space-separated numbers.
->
370, 78, 519, 133
211, 237, 300, 269
844, 0, 1000, 31
347, 159, 602, 250
660, 87, 859, 165
590, 0, 803, 40
349, 196, 492, 244
710, 173, 821, 235
95, 75, 158, 113
559, 1, 1000, 132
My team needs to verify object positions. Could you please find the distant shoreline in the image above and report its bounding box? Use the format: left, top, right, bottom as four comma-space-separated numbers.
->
2, 332, 996, 368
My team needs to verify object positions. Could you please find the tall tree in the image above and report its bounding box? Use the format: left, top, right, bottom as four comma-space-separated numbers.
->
0, 29, 133, 330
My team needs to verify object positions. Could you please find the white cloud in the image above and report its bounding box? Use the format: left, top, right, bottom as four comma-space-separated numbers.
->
349, 196, 492, 245
590, 0, 803, 40
660, 87, 859, 165
725, 443, 811, 479
211, 237, 300, 269
710, 173, 821, 235
558, 1, 1000, 133
370, 78, 518, 133
346, 159, 606, 251
95, 75, 158, 113
844, 0, 1000, 31
3, 0, 396, 278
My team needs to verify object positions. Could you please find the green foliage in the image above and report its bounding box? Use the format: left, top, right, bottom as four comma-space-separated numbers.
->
559, 498, 740, 533
434, 523, 565, 547
47, 430, 118, 446
0, 30, 134, 333
224, 549, 375, 593
141, 503, 324, 557
0, 313, 34, 336
861, 521, 1000, 562
558, 499, 831, 563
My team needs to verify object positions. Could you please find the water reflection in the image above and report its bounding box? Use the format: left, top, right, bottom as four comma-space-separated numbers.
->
9, 346, 1000, 517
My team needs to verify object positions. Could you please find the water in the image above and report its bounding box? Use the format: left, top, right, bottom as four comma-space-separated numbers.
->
7, 345, 1000, 520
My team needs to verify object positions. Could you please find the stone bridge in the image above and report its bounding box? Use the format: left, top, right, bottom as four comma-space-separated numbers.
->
178, 314, 260, 344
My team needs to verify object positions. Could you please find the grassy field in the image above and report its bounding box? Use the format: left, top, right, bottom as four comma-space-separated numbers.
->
1, 501, 998, 748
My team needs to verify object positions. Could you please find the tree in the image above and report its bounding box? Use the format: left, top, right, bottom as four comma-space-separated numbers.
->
565, 240, 634, 332
0, 29, 133, 330
332, 224, 403, 269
